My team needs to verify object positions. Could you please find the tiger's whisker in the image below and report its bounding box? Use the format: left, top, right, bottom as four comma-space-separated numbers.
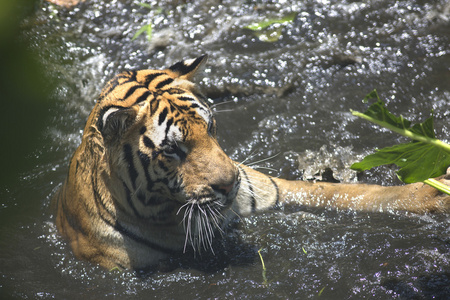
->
212, 109, 234, 114
236, 150, 259, 167
209, 99, 236, 110
251, 166, 279, 173
246, 153, 281, 166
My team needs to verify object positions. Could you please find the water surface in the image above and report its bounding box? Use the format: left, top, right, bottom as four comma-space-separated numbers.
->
1, 0, 449, 298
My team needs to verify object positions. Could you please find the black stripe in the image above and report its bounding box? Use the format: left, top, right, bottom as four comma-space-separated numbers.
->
92, 176, 118, 222
123, 84, 141, 99
99, 73, 136, 100
165, 88, 185, 95
146, 195, 165, 206
158, 107, 168, 125
123, 181, 141, 217
74, 161, 80, 175
127, 70, 137, 82
158, 177, 170, 186
138, 150, 150, 168
135, 90, 151, 104
268, 177, 280, 207
177, 96, 195, 101
144, 72, 165, 86
158, 160, 169, 172
137, 191, 147, 205
168, 102, 174, 113
123, 144, 138, 189
150, 97, 160, 114
169, 101, 191, 113
239, 166, 256, 213
137, 150, 155, 193
156, 77, 174, 89
165, 118, 173, 135
143, 136, 155, 149
151, 150, 161, 160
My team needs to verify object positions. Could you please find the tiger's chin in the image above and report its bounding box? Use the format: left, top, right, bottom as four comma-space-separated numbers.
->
178, 185, 239, 254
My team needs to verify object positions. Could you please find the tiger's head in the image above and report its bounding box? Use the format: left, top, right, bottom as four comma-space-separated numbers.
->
84, 55, 240, 252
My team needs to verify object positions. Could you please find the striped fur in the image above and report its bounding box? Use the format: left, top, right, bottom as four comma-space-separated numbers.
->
54, 55, 450, 270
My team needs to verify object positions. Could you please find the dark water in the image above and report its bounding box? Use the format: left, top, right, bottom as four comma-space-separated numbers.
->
1, 0, 450, 298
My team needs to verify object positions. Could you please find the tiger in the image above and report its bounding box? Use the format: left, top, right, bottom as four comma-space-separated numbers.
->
53, 55, 450, 270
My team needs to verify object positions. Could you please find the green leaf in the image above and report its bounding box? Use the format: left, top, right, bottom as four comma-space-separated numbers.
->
244, 12, 296, 42
350, 90, 450, 186
146, 22, 152, 41
245, 12, 297, 31
356, 90, 412, 132
362, 89, 380, 103
132, 24, 152, 41
136, 2, 152, 9
409, 115, 435, 138
350, 91, 450, 153
351, 141, 450, 183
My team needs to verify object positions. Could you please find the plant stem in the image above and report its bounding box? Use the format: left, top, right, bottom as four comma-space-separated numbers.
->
351, 110, 450, 153
424, 178, 450, 196
258, 248, 268, 285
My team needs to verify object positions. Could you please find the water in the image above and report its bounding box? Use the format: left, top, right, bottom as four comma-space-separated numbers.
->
1, 0, 450, 298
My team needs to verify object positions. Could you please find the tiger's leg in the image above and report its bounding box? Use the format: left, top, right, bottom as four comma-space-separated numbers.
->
234, 164, 450, 214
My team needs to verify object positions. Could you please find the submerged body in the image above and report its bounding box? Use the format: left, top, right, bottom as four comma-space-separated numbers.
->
54, 56, 449, 270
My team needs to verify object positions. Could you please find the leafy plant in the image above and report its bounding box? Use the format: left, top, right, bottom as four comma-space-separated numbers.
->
350, 90, 450, 195
132, 23, 153, 41
244, 12, 297, 42
132, 3, 163, 42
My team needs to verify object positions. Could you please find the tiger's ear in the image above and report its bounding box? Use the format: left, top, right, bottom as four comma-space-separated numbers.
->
98, 107, 138, 143
168, 55, 208, 80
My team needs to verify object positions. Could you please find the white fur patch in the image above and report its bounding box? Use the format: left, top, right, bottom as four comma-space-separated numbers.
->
152, 117, 183, 147
194, 104, 211, 124
102, 107, 120, 127
183, 58, 197, 66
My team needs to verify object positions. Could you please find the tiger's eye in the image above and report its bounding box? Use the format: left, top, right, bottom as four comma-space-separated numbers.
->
162, 144, 187, 161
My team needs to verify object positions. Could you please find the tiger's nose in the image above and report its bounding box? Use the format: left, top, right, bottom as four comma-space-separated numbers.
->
212, 181, 235, 196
